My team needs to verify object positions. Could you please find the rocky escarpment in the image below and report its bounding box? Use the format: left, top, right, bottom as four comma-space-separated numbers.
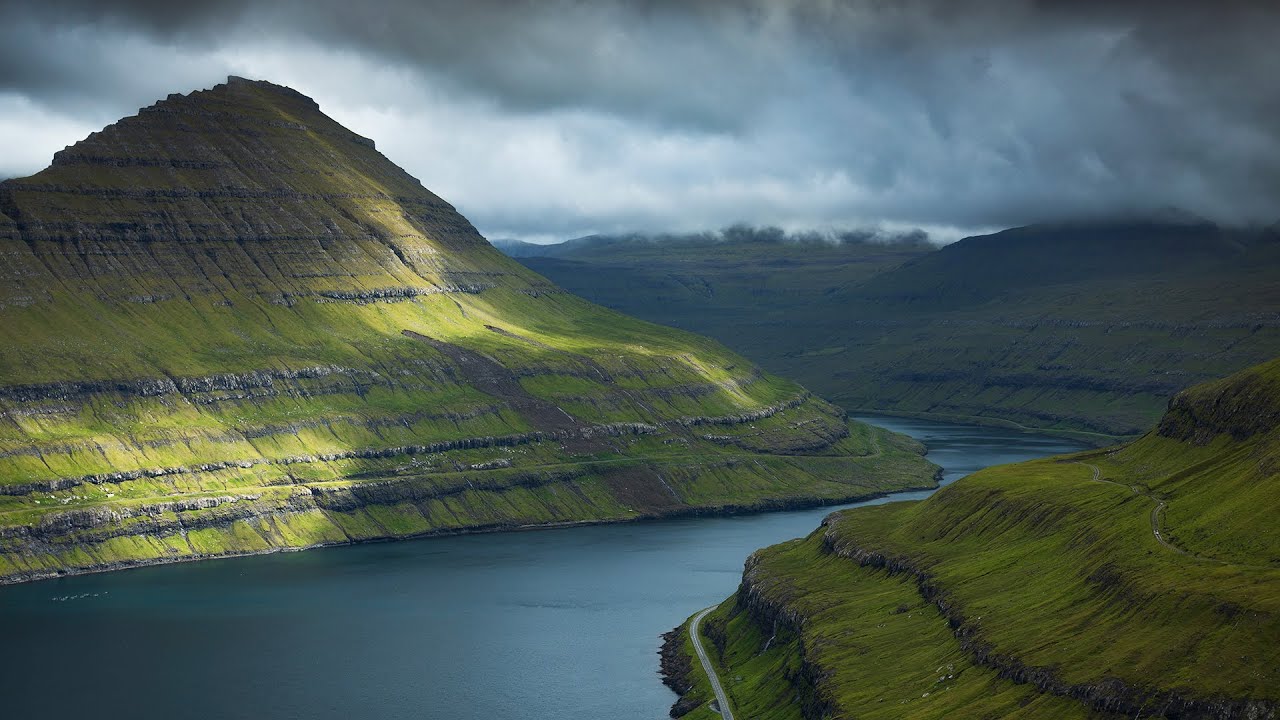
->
1157, 356, 1280, 444
0, 364, 393, 404
1, 420, 930, 585
820, 523, 1277, 720
0, 376, 929, 583
730, 554, 839, 719
2, 422, 631, 497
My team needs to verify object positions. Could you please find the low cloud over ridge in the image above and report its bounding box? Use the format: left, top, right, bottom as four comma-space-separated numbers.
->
1, 0, 1277, 240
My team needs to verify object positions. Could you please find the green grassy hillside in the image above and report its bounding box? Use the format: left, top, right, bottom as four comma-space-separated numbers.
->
507, 224, 1280, 441
669, 356, 1280, 719
505, 229, 928, 336
0, 78, 938, 583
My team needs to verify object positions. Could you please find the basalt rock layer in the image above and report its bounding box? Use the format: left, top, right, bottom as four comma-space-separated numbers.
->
0, 78, 938, 583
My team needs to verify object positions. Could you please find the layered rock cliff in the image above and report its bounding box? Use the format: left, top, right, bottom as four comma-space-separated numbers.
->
0, 77, 939, 583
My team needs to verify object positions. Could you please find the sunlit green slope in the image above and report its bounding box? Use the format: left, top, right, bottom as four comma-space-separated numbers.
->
670, 356, 1280, 719
0, 78, 938, 583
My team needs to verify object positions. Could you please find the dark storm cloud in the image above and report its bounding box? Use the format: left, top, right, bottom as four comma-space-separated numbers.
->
1, 0, 1278, 239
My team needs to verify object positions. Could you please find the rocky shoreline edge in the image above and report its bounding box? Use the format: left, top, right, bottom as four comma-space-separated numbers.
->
659, 626, 699, 718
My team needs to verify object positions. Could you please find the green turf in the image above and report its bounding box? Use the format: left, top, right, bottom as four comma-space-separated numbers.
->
672, 356, 1280, 718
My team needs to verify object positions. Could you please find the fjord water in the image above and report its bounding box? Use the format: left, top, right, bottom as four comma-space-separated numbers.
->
0, 417, 1084, 719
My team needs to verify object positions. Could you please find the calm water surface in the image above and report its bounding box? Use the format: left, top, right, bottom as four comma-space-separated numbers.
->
0, 416, 1085, 719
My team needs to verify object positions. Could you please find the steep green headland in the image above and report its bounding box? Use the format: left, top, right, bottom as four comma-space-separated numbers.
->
0, 78, 938, 583
506, 224, 1280, 441
667, 356, 1280, 719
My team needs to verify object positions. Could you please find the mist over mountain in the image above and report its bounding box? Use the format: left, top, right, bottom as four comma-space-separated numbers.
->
495, 224, 937, 259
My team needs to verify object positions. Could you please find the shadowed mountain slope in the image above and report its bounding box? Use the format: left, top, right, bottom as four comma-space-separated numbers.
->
506, 223, 1280, 440
0, 78, 937, 583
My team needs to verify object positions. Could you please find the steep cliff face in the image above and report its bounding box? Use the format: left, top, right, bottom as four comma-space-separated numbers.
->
0, 78, 939, 583
1158, 356, 1280, 443
673, 357, 1280, 719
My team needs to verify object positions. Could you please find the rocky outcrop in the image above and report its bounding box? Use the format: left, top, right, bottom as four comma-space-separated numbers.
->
1157, 358, 1280, 443
679, 392, 812, 427
658, 629, 702, 718
0, 365, 391, 403
316, 284, 495, 302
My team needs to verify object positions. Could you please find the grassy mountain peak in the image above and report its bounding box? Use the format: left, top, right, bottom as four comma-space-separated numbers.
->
0, 78, 937, 583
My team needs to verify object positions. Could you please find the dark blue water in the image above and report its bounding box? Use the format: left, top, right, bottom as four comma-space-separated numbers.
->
0, 416, 1085, 719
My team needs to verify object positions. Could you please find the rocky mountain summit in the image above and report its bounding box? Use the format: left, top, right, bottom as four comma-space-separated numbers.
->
0, 78, 937, 583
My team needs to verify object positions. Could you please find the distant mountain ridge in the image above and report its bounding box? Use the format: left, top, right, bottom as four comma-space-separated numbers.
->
0, 78, 937, 583
502, 221, 1280, 439
851, 220, 1272, 306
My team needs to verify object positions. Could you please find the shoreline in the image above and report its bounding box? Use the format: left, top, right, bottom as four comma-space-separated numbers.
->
0, 477, 941, 587
845, 407, 1135, 447
659, 626, 700, 718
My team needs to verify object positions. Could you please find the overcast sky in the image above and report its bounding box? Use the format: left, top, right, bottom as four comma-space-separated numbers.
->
1, 0, 1278, 242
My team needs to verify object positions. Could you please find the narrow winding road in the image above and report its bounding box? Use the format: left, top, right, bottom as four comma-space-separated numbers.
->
1076, 462, 1190, 557
1074, 461, 1274, 569
690, 607, 736, 720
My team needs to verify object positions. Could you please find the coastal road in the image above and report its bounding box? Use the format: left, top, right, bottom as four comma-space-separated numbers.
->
690, 607, 736, 720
